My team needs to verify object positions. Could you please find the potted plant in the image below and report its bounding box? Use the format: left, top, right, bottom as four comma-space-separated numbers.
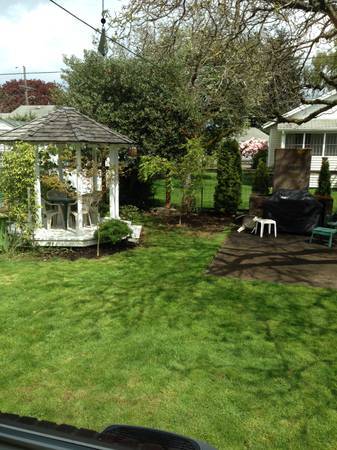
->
249, 159, 270, 216
315, 157, 333, 219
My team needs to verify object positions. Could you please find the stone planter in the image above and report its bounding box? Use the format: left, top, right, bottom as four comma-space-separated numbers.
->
249, 193, 269, 217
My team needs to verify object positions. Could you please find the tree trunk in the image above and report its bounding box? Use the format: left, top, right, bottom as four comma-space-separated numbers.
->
165, 178, 171, 209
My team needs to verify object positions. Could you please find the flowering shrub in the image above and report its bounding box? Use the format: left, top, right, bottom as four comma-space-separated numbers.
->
240, 138, 268, 159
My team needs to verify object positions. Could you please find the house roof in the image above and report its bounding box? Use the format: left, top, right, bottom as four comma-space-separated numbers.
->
0, 118, 24, 128
0, 105, 57, 120
263, 90, 337, 130
237, 127, 268, 142
0, 107, 134, 145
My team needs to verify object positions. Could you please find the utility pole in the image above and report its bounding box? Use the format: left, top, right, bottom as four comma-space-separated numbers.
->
23, 65, 29, 105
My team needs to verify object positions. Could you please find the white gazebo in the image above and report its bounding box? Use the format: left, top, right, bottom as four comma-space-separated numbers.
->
0, 107, 140, 246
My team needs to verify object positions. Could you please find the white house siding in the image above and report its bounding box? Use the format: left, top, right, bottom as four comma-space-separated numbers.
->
267, 127, 282, 167
267, 129, 337, 188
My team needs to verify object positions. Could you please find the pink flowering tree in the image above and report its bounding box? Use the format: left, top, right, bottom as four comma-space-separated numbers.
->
240, 138, 268, 159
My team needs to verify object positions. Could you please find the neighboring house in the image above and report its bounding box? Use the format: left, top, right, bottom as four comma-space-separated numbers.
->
0, 104, 57, 120
237, 127, 269, 144
0, 118, 24, 167
237, 127, 269, 167
0, 118, 22, 133
263, 91, 337, 188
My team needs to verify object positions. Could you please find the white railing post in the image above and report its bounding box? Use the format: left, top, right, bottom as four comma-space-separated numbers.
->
76, 146, 83, 230
34, 146, 42, 226
109, 146, 119, 219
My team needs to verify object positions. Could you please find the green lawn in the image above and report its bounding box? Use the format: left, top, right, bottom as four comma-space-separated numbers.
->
1, 220, 337, 449
153, 171, 252, 210
154, 171, 337, 212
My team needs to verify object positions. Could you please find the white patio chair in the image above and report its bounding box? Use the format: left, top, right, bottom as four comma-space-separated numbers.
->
42, 199, 65, 229
67, 195, 94, 228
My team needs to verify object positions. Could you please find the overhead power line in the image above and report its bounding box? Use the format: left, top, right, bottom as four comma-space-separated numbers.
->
0, 71, 61, 77
48, 0, 149, 62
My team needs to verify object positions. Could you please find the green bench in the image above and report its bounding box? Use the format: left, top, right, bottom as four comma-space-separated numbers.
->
310, 227, 337, 248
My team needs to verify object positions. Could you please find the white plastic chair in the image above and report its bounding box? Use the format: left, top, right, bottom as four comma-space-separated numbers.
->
67, 195, 93, 228
252, 217, 277, 238
42, 199, 64, 229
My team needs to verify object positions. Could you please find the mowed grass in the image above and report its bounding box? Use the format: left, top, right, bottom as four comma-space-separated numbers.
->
153, 170, 337, 212
1, 220, 337, 449
153, 171, 252, 211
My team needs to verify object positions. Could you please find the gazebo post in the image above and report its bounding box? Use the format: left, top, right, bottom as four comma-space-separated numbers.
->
92, 146, 98, 192
34, 145, 42, 226
109, 145, 119, 219
58, 145, 64, 182
76, 146, 83, 230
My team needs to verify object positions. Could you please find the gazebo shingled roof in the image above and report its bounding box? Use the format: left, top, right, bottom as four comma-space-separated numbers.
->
0, 107, 134, 145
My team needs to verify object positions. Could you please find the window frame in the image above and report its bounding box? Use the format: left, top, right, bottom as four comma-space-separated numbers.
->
284, 132, 337, 157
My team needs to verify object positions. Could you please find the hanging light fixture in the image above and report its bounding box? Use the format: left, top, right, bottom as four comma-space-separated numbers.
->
98, 0, 108, 57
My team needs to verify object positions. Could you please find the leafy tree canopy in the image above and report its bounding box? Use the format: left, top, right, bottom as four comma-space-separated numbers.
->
0, 79, 60, 113
59, 51, 199, 159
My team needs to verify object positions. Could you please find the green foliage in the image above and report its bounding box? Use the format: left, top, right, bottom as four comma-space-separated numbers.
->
214, 139, 242, 214
60, 51, 198, 159
252, 32, 302, 125
252, 159, 270, 195
316, 158, 331, 197
119, 160, 153, 209
139, 155, 175, 182
252, 147, 268, 169
8, 112, 36, 122
140, 139, 207, 213
0, 142, 36, 237
120, 205, 142, 223
139, 155, 176, 207
94, 219, 131, 245
177, 137, 207, 213
0, 219, 25, 255
40, 175, 75, 199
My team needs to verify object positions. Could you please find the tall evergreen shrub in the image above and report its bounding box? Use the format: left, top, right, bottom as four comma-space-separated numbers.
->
214, 139, 242, 214
252, 159, 269, 195
316, 158, 331, 197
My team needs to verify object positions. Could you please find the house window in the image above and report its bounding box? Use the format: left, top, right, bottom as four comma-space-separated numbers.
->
325, 134, 337, 156
285, 133, 303, 149
305, 133, 324, 156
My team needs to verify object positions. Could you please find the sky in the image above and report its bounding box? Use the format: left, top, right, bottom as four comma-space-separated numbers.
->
0, 0, 124, 85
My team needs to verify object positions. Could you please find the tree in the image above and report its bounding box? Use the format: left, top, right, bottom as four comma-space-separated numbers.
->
254, 1, 337, 121
0, 142, 36, 238
252, 159, 269, 195
0, 79, 60, 113
139, 155, 176, 208
113, 0, 337, 123
139, 138, 207, 214
60, 51, 198, 158
59, 51, 201, 206
214, 139, 242, 215
177, 137, 207, 215
252, 32, 302, 125
316, 158, 331, 197
111, 4, 288, 138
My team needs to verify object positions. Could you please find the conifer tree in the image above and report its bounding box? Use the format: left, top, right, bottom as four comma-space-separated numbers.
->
316, 157, 331, 197
214, 139, 242, 214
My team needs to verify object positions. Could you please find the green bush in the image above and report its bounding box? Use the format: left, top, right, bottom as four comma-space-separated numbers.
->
214, 139, 242, 214
252, 148, 268, 169
94, 219, 131, 245
0, 142, 36, 239
252, 160, 270, 195
120, 205, 142, 223
316, 158, 331, 197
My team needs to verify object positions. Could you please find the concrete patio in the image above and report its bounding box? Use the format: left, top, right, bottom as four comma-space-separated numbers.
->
208, 231, 337, 289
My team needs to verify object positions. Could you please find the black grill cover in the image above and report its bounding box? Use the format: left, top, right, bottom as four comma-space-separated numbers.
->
264, 189, 323, 234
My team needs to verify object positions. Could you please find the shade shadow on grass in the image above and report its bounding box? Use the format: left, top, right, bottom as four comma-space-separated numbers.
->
0, 222, 337, 449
